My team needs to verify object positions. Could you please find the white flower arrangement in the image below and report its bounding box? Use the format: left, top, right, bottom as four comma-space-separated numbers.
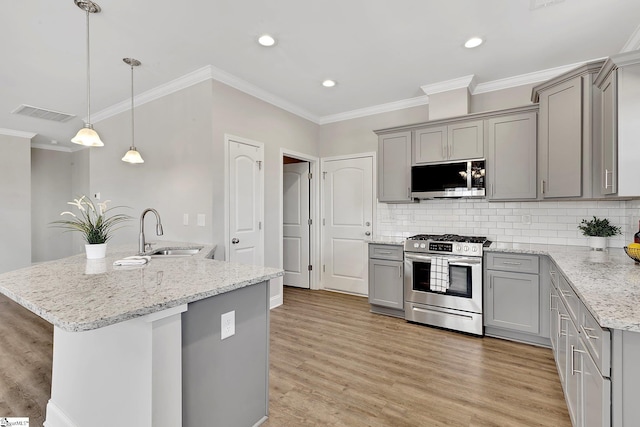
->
51, 196, 131, 244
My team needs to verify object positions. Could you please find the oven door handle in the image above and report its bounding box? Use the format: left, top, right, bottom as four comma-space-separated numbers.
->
405, 253, 480, 266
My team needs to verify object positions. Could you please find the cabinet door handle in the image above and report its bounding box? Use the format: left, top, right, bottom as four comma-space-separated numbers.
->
571, 344, 585, 375
491, 183, 494, 196
541, 180, 545, 194
604, 169, 613, 189
581, 325, 599, 340
398, 265, 402, 278
378, 251, 392, 254
559, 314, 569, 337
407, 187, 411, 199
561, 290, 572, 298
502, 261, 522, 266
442, 145, 446, 159
549, 293, 558, 311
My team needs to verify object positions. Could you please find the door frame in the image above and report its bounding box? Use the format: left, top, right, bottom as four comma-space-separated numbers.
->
224, 134, 265, 264
279, 149, 321, 291
320, 152, 377, 291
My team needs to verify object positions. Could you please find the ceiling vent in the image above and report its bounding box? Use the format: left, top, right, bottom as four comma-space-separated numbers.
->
12, 104, 76, 123
530, 0, 565, 10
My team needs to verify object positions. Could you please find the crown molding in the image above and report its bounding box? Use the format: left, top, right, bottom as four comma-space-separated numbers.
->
621, 24, 640, 52
421, 75, 476, 96
31, 142, 73, 152
91, 66, 216, 123
92, 64, 320, 125
318, 96, 430, 125
207, 65, 319, 123
0, 128, 37, 139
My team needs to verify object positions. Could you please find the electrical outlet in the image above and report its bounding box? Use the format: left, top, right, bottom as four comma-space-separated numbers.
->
197, 213, 206, 227
183, 213, 189, 226
94, 192, 100, 200
221, 310, 235, 340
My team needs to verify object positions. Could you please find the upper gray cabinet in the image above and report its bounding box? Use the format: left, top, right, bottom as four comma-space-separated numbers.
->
413, 120, 483, 164
594, 50, 640, 198
486, 110, 537, 200
377, 131, 412, 203
532, 60, 604, 199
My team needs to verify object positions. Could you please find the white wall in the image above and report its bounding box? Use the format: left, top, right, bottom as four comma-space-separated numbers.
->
31, 148, 74, 262
90, 80, 216, 250
0, 134, 31, 273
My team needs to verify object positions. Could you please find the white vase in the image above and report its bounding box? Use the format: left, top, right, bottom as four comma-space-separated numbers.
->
588, 236, 607, 251
85, 243, 107, 259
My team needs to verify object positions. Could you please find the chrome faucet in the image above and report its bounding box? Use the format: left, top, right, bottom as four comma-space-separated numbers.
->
139, 208, 163, 253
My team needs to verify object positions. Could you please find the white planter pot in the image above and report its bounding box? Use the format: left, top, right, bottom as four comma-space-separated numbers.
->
85, 243, 107, 259
588, 236, 607, 251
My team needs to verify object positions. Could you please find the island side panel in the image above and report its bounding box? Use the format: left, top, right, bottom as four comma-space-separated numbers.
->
182, 280, 269, 427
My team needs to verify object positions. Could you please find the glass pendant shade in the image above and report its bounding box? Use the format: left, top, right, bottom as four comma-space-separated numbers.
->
122, 148, 144, 163
71, 124, 104, 147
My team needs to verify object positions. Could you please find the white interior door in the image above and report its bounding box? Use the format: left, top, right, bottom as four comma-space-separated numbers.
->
322, 156, 374, 295
228, 140, 264, 265
283, 162, 310, 288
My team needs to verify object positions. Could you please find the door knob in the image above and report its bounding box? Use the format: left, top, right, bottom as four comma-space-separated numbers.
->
365, 231, 371, 236
365, 221, 371, 226
231, 238, 239, 244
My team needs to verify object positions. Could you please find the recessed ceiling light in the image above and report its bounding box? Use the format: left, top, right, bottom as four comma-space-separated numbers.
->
258, 34, 276, 47
464, 37, 484, 49
322, 79, 337, 88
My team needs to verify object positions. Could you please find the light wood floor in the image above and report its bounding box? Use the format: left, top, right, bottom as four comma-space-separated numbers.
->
265, 287, 571, 427
0, 288, 571, 426
0, 294, 52, 426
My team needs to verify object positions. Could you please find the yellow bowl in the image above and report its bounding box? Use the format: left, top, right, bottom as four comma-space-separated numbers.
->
623, 247, 640, 264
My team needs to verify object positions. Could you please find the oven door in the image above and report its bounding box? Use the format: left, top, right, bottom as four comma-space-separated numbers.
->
404, 252, 482, 314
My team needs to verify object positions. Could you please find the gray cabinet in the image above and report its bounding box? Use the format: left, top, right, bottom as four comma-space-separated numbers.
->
484, 252, 550, 346
377, 131, 412, 203
548, 257, 611, 427
486, 111, 537, 200
368, 243, 404, 318
532, 60, 604, 199
594, 51, 640, 197
413, 119, 483, 164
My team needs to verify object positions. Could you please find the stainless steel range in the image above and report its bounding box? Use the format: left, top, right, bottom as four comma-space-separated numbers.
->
404, 234, 491, 335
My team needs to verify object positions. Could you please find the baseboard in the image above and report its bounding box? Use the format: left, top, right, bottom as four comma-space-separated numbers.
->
44, 400, 78, 427
270, 293, 283, 309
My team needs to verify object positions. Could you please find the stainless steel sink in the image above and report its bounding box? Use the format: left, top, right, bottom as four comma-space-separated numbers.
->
149, 247, 202, 257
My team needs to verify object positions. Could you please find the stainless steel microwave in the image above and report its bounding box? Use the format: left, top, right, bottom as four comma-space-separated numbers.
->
411, 160, 486, 199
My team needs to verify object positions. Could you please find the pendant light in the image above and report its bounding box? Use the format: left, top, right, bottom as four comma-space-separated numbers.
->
71, 0, 103, 147
121, 58, 144, 164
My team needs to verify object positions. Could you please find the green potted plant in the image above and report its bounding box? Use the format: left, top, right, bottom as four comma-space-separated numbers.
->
577, 216, 621, 251
51, 196, 131, 259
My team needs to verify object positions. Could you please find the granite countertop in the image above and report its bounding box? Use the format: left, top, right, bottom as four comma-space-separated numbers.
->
369, 237, 405, 245
486, 244, 640, 332
0, 242, 284, 332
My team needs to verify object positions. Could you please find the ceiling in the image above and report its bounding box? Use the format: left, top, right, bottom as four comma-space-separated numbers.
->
2, 0, 640, 150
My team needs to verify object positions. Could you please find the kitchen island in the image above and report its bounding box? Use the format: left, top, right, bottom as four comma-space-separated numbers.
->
0, 242, 283, 427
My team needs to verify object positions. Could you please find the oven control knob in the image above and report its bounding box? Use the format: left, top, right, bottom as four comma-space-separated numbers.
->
463, 245, 469, 252
413, 243, 419, 248
455, 245, 461, 252
472, 246, 478, 252
420, 243, 426, 248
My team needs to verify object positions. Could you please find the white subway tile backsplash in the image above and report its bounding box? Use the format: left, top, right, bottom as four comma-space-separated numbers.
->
376, 198, 633, 248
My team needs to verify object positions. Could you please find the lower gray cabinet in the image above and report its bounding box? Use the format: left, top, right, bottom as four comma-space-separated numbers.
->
549, 258, 611, 427
485, 270, 539, 334
484, 252, 550, 346
368, 243, 404, 318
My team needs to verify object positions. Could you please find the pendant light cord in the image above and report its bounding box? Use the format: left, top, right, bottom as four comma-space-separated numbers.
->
131, 63, 135, 149
85, 7, 91, 125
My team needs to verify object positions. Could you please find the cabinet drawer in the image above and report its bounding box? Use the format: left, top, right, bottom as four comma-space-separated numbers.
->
579, 305, 611, 377
486, 253, 539, 274
369, 244, 403, 261
558, 274, 580, 323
